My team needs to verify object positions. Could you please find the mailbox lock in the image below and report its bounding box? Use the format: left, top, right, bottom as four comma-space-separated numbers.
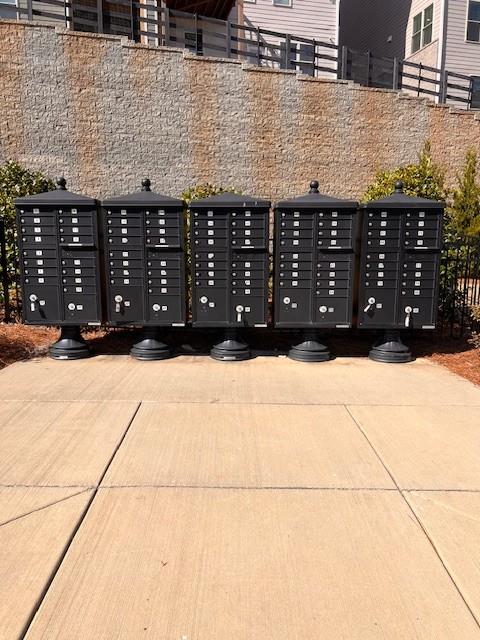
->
319, 305, 328, 313
200, 296, 208, 304
152, 303, 161, 312
29, 293, 39, 312
114, 294, 123, 313
283, 297, 291, 305
404, 306, 413, 328
363, 297, 376, 313
236, 304, 244, 323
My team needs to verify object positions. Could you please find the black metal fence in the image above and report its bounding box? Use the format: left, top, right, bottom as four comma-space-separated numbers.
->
439, 236, 480, 338
0, 218, 12, 322
0, 0, 477, 108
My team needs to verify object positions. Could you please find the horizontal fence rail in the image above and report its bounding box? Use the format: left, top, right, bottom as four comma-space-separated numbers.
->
0, 0, 478, 108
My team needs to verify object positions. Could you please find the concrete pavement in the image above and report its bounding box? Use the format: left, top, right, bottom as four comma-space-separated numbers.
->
0, 355, 479, 639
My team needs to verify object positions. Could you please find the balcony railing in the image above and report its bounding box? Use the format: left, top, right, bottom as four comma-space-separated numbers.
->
0, 0, 477, 108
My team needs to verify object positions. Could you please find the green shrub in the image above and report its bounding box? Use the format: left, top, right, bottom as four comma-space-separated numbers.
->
362, 141, 447, 203
445, 150, 480, 238
0, 161, 54, 296
469, 305, 480, 349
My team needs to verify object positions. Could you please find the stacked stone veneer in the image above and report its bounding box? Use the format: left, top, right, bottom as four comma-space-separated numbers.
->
1, 19, 480, 200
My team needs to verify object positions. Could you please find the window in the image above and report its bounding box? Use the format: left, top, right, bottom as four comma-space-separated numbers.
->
412, 4, 433, 53
467, 1, 480, 42
273, 0, 292, 6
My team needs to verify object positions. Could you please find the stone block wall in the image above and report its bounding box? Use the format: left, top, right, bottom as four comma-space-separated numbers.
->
1, 20, 480, 200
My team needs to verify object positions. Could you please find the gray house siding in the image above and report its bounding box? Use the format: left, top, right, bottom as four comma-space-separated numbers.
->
444, 0, 480, 76
240, 0, 338, 42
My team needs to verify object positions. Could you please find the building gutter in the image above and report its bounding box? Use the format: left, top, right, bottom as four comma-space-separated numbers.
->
437, 0, 448, 70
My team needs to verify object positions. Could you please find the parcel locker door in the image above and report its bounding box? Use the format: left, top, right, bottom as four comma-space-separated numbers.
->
23, 285, 61, 324
108, 286, 144, 323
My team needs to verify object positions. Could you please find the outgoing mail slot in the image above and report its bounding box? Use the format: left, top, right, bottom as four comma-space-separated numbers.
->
101, 179, 186, 360
190, 191, 270, 361
15, 177, 102, 359
358, 181, 445, 363
274, 181, 359, 362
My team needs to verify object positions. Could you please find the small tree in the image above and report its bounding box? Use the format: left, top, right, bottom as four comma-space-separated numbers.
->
446, 150, 480, 238
0, 160, 55, 277
362, 141, 446, 203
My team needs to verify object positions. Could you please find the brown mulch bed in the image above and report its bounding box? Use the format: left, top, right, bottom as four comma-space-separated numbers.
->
1, 322, 479, 388
427, 348, 480, 387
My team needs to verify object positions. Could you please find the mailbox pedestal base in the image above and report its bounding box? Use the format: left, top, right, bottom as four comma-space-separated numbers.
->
211, 330, 250, 362
49, 326, 91, 360
369, 330, 412, 364
288, 330, 330, 363
130, 327, 171, 361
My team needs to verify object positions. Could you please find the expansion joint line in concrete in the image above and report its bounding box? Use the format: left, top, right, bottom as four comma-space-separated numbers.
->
344, 404, 480, 631
0, 488, 92, 529
18, 400, 143, 640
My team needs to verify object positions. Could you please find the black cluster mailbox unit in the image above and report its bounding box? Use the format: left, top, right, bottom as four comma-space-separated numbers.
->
274, 181, 359, 361
101, 180, 186, 360
190, 192, 270, 361
15, 178, 102, 359
358, 181, 445, 363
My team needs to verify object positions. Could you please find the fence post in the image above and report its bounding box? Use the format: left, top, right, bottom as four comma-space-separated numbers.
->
96, 0, 103, 33
226, 20, 231, 58
194, 13, 199, 55
0, 220, 10, 323
439, 69, 448, 104
339, 45, 348, 80
392, 57, 400, 90
26, 0, 33, 20
366, 50, 371, 87
311, 39, 316, 77
468, 76, 474, 109
284, 33, 290, 69
164, 7, 170, 47
417, 62, 422, 96
256, 27, 261, 65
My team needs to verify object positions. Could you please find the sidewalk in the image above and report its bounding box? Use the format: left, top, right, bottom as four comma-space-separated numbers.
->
1, 355, 480, 639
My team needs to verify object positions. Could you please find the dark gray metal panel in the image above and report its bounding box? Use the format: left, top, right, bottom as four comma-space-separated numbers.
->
190, 201, 270, 327
16, 191, 103, 326
101, 197, 187, 327
357, 197, 444, 330
273, 201, 359, 329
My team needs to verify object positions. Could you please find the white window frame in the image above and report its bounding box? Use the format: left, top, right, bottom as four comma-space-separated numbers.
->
273, 0, 292, 7
466, 0, 480, 42
411, 4, 434, 54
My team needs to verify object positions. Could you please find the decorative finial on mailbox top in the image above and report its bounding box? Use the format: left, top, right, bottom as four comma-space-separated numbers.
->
394, 180, 405, 193
141, 178, 151, 192
56, 177, 67, 190
309, 180, 320, 194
